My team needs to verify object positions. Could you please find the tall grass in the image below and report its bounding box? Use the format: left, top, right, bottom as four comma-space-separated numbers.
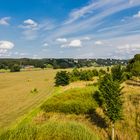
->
41, 86, 98, 114
0, 121, 99, 140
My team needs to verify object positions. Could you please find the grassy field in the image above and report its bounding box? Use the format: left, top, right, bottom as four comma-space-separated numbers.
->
0, 67, 140, 140
0, 69, 56, 128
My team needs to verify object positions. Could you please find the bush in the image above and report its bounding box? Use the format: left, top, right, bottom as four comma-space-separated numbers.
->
111, 65, 124, 82
79, 70, 93, 81
70, 68, 81, 82
92, 69, 99, 76
121, 72, 132, 81
10, 64, 21, 72
99, 69, 106, 75
0, 121, 99, 140
127, 54, 140, 76
30, 88, 38, 94
41, 87, 98, 114
55, 71, 70, 86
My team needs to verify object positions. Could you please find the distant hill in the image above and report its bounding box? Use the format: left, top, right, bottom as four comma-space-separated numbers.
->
0, 58, 128, 69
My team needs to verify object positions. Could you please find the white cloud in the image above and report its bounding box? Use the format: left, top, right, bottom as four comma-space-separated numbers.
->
117, 44, 140, 51
95, 41, 103, 45
82, 37, 91, 40
23, 19, 38, 29
43, 43, 48, 47
20, 19, 39, 40
22, 30, 37, 40
69, 39, 82, 47
0, 41, 14, 55
0, 41, 14, 49
56, 38, 67, 43
133, 11, 140, 18
60, 39, 82, 48
0, 17, 11, 25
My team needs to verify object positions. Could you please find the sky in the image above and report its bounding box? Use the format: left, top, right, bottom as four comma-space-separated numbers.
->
0, 0, 140, 59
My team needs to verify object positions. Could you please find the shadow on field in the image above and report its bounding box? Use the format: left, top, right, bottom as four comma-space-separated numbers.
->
87, 110, 108, 129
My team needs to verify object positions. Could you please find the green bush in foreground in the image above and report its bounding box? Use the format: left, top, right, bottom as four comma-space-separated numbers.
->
55, 71, 70, 86
0, 121, 99, 140
41, 87, 98, 114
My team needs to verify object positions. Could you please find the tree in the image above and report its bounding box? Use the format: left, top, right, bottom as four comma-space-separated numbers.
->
10, 64, 21, 72
107, 67, 110, 72
55, 71, 70, 86
127, 54, 140, 76
97, 74, 123, 140
111, 65, 124, 82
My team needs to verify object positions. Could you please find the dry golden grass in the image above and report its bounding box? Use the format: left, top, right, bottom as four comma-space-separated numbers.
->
62, 77, 98, 92
0, 69, 57, 128
33, 79, 140, 140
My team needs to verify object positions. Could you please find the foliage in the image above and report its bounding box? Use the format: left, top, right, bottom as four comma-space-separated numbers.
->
70, 68, 81, 82
30, 88, 38, 94
92, 69, 99, 76
41, 87, 98, 114
127, 54, 140, 76
0, 58, 127, 70
111, 65, 124, 82
0, 121, 99, 140
69, 68, 98, 82
10, 64, 21, 72
107, 67, 110, 72
96, 74, 123, 123
79, 70, 93, 81
99, 69, 106, 75
55, 71, 70, 86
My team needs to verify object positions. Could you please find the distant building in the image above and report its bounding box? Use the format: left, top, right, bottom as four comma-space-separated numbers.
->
23, 65, 35, 69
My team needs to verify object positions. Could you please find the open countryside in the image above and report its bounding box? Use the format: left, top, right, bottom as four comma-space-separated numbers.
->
0, 0, 140, 140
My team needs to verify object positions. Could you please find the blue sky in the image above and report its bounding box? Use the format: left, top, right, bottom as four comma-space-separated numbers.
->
0, 0, 140, 59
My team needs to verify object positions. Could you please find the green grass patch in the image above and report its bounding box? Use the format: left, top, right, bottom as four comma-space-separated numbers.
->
0, 121, 99, 140
41, 86, 98, 114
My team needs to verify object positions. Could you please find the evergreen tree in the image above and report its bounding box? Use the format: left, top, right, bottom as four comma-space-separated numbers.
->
97, 74, 123, 140
111, 65, 124, 82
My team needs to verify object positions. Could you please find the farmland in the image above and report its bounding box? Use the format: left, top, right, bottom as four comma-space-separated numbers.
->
0, 69, 56, 128
0, 64, 139, 140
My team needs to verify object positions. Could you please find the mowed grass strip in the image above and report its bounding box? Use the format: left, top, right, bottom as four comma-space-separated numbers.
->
0, 69, 56, 128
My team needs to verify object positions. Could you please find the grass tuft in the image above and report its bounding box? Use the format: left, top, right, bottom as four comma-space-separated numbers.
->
41, 86, 98, 114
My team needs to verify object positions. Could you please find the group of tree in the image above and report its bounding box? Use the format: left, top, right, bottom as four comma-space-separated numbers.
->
94, 54, 140, 139
0, 58, 128, 70
55, 68, 106, 86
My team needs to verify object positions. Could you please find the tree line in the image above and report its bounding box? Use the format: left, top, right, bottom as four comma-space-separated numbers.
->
0, 58, 128, 71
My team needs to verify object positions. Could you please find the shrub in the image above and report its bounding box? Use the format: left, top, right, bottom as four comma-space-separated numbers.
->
121, 72, 132, 81
111, 65, 124, 82
0, 121, 99, 140
79, 70, 93, 81
41, 87, 98, 114
99, 69, 106, 75
127, 54, 140, 76
92, 69, 99, 76
30, 88, 38, 94
70, 68, 81, 82
10, 64, 21, 72
107, 67, 110, 72
55, 71, 70, 86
